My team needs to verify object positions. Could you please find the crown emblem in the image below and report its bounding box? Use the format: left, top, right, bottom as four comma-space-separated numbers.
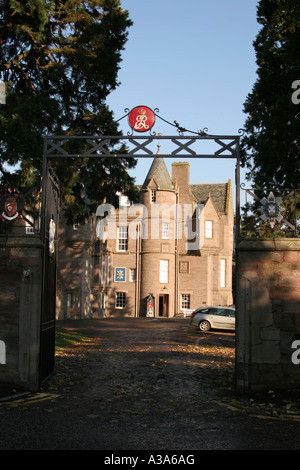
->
128, 105, 155, 132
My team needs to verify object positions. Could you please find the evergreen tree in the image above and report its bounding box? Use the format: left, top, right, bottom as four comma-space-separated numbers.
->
0, 0, 137, 221
242, 0, 300, 191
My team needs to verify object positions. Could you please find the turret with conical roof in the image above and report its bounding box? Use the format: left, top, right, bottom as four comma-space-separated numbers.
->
141, 152, 173, 190
139, 142, 174, 205
139, 142, 176, 317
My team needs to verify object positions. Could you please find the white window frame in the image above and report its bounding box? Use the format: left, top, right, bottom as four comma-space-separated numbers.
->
205, 220, 213, 238
220, 259, 226, 288
151, 189, 156, 203
117, 226, 128, 252
115, 292, 126, 308
160, 259, 169, 283
130, 268, 136, 282
118, 192, 131, 207
181, 294, 190, 310
161, 222, 170, 239
26, 215, 35, 234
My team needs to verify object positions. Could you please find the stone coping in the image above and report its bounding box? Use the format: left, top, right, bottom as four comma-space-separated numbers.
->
0, 234, 43, 248
237, 238, 300, 251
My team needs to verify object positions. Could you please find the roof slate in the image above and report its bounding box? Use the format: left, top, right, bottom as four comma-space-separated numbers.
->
190, 183, 228, 213
141, 156, 229, 214
141, 157, 173, 190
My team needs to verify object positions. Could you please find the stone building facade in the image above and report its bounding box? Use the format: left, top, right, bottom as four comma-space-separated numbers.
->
56, 152, 234, 319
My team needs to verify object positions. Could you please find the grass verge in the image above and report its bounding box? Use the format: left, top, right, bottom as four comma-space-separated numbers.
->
55, 328, 90, 351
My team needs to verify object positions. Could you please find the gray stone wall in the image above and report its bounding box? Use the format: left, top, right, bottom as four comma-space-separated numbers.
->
0, 235, 43, 391
236, 239, 300, 394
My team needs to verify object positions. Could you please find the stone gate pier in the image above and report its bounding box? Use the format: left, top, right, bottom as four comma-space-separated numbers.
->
0, 235, 44, 391
236, 238, 300, 394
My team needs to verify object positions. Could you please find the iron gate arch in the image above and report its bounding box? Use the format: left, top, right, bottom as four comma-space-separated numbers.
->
42, 120, 242, 240
41, 108, 242, 380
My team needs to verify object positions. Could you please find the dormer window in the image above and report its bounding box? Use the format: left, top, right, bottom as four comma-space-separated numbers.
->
117, 192, 131, 207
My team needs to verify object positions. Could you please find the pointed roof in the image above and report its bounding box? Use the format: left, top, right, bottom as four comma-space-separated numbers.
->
141, 143, 173, 190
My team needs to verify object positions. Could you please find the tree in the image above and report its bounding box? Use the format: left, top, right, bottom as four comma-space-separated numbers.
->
241, 0, 300, 191
0, 0, 138, 222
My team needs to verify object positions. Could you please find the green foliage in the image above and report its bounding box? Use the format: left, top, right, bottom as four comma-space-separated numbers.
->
0, 0, 137, 220
241, 0, 300, 191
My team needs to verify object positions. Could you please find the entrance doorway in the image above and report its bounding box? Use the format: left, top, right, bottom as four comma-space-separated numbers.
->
159, 294, 169, 317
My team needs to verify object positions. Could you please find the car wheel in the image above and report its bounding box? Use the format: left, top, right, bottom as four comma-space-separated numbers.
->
199, 320, 211, 331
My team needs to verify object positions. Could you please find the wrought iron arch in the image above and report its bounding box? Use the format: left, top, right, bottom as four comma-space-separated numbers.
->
42, 106, 242, 242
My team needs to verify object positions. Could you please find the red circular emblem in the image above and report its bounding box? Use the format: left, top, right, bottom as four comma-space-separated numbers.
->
128, 106, 155, 132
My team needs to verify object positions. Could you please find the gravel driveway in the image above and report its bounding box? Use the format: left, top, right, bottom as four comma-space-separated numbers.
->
0, 317, 300, 451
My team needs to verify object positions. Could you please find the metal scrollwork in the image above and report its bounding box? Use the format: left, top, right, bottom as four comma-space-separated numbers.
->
240, 185, 299, 237
258, 192, 285, 229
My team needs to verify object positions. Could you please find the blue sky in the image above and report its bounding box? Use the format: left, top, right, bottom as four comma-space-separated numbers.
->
107, 0, 261, 206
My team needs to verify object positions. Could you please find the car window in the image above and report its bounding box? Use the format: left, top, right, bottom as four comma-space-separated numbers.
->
199, 308, 210, 313
227, 310, 235, 317
207, 308, 217, 315
213, 309, 227, 316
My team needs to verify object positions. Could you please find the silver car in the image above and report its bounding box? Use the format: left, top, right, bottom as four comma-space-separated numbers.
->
189, 306, 235, 332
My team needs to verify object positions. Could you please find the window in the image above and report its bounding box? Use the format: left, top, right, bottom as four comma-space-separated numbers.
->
118, 193, 131, 207
160, 260, 169, 283
26, 215, 34, 234
151, 190, 156, 203
220, 259, 226, 287
130, 268, 136, 282
213, 308, 226, 316
117, 226, 128, 251
181, 294, 190, 310
115, 292, 126, 308
101, 255, 109, 286
205, 220, 213, 238
200, 308, 210, 314
161, 222, 170, 239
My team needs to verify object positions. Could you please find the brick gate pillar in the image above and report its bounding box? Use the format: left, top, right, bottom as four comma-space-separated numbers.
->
236, 239, 300, 394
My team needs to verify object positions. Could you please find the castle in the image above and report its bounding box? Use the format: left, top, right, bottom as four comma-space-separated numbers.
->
56, 148, 234, 319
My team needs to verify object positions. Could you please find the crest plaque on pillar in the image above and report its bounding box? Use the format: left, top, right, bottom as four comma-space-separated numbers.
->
0, 190, 24, 222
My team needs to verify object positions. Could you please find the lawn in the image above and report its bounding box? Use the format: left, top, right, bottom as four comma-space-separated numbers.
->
55, 328, 90, 351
